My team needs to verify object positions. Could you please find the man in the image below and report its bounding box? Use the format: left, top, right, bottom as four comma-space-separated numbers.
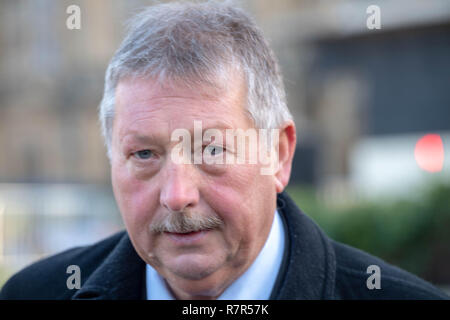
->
1, 1, 448, 300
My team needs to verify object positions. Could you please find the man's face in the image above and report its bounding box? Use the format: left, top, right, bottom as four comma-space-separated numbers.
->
111, 75, 278, 298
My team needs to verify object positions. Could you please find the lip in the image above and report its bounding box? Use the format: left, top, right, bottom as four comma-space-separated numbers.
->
164, 230, 209, 245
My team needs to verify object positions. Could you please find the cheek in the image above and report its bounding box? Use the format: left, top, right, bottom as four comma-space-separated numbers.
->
210, 164, 273, 208
111, 163, 158, 231
205, 165, 275, 243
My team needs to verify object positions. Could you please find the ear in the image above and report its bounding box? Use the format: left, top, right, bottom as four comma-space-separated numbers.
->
273, 121, 297, 193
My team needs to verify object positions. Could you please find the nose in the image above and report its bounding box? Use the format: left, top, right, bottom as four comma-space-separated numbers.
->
160, 163, 199, 212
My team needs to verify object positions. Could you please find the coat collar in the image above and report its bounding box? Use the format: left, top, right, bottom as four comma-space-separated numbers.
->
271, 192, 336, 299
72, 191, 336, 300
72, 233, 146, 300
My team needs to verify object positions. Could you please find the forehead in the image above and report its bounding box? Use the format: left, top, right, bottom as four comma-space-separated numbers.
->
113, 75, 251, 137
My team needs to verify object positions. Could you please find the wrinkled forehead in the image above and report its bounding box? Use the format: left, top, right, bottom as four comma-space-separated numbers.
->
117, 61, 245, 101
112, 72, 252, 140
115, 75, 226, 108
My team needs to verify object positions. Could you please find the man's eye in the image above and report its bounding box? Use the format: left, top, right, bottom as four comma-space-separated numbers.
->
204, 145, 224, 156
134, 149, 153, 160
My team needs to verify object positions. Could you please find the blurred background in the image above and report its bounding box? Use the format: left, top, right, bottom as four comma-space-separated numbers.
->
0, 0, 449, 293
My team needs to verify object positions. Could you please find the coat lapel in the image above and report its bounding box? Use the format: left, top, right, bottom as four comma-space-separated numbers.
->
72, 233, 146, 300
271, 192, 336, 299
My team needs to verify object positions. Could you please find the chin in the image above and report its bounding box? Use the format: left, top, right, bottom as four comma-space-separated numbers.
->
166, 254, 223, 281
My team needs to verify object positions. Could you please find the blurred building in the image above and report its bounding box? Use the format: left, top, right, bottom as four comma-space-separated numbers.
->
0, 0, 132, 278
1, 0, 449, 190
0, 0, 449, 280
252, 0, 450, 201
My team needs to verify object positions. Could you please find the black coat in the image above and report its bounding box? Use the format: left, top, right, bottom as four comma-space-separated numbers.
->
1, 192, 448, 299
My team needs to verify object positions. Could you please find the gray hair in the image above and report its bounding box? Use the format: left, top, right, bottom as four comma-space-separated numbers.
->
99, 0, 292, 159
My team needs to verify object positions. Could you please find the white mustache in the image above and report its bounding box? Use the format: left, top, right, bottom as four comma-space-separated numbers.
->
149, 211, 223, 234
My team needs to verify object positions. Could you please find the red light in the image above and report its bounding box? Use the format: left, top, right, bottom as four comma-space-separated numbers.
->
414, 134, 444, 173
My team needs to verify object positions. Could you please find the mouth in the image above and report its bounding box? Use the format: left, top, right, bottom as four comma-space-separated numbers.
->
163, 230, 209, 244
170, 230, 201, 235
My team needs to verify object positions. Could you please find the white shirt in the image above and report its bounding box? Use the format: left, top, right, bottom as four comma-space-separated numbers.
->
146, 209, 286, 300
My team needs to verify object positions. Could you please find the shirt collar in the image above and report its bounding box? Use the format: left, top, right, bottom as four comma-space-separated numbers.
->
146, 209, 286, 300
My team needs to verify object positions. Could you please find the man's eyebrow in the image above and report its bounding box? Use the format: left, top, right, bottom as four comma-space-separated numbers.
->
130, 135, 154, 143
120, 121, 236, 144
201, 121, 235, 131
121, 133, 161, 145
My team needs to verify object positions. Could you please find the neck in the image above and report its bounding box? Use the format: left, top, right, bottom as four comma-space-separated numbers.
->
162, 261, 248, 300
